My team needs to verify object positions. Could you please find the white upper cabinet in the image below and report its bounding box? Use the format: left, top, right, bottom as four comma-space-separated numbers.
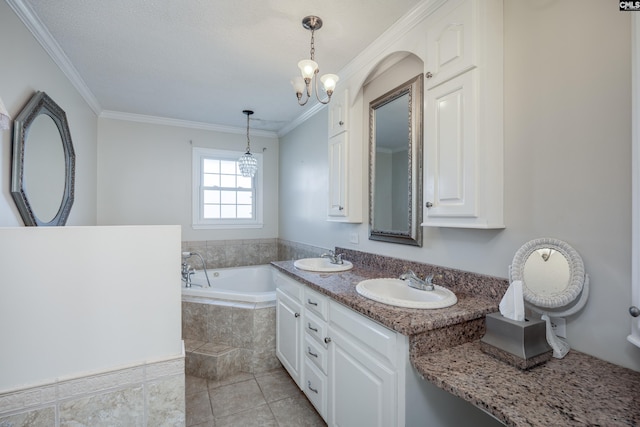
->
327, 89, 363, 223
328, 89, 348, 138
425, 0, 477, 88
423, 0, 504, 228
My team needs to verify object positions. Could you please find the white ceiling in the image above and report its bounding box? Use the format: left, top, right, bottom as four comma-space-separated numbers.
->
15, 0, 423, 134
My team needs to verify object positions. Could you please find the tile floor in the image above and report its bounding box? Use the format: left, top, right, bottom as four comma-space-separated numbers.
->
185, 367, 327, 427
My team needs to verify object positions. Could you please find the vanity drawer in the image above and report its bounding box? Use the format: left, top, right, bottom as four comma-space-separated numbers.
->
274, 271, 302, 302
304, 288, 328, 320
303, 359, 327, 420
304, 335, 328, 374
304, 310, 328, 347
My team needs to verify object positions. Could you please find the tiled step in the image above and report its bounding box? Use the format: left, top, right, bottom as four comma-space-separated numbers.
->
185, 339, 243, 380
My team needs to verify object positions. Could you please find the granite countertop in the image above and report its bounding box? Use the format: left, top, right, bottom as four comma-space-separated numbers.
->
271, 260, 499, 336
272, 258, 640, 426
413, 341, 640, 426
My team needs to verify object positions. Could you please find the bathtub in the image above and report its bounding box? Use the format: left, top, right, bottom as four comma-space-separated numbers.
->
181, 264, 280, 377
181, 264, 276, 304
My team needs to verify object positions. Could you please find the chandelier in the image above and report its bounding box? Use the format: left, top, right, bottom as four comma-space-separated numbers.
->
238, 110, 257, 178
291, 16, 339, 106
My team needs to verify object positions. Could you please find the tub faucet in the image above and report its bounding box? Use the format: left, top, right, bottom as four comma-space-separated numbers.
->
182, 251, 211, 287
181, 262, 196, 288
321, 250, 344, 265
399, 270, 435, 291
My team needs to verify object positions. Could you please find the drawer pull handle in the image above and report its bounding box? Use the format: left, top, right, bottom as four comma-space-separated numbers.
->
307, 347, 318, 358
308, 323, 318, 332
307, 299, 318, 306
294, 312, 300, 318
307, 381, 318, 394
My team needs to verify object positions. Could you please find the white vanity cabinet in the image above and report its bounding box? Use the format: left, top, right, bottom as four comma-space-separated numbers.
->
327, 300, 399, 427
275, 273, 303, 387
274, 270, 405, 426
327, 89, 363, 223
422, 0, 504, 229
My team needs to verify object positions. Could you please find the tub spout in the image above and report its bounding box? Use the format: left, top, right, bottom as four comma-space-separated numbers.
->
182, 251, 211, 287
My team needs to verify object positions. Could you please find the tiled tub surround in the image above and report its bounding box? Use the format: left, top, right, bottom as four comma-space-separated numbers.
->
0, 354, 185, 426
181, 239, 329, 270
181, 238, 278, 269
182, 298, 279, 379
272, 248, 640, 426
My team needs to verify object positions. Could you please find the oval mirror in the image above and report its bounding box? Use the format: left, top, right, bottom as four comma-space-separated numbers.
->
510, 237, 590, 358
510, 238, 587, 311
11, 91, 75, 226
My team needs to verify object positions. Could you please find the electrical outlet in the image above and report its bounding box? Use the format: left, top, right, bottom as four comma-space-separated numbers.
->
349, 232, 359, 244
550, 317, 566, 338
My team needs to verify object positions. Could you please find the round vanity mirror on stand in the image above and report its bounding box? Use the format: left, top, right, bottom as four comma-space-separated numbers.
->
510, 238, 589, 358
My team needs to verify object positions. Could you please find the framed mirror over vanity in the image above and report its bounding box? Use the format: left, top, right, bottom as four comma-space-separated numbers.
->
368, 74, 423, 246
11, 91, 75, 226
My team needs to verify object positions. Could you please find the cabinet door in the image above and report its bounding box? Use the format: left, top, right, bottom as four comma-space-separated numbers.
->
424, 70, 478, 223
425, 0, 477, 89
327, 326, 396, 427
328, 89, 348, 137
328, 132, 348, 217
276, 289, 302, 387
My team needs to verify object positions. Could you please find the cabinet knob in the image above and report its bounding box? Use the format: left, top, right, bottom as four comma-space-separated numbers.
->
631, 306, 640, 317
324, 337, 332, 344
339, 120, 344, 126
426, 202, 433, 208
294, 312, 300, 318
425, 71, 433, 79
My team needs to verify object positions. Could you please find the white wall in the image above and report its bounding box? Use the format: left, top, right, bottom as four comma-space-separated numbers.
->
0, 1, 97, 226
0, 226, 182, 391
279, 1, 640, 371
97, 118, 279, 241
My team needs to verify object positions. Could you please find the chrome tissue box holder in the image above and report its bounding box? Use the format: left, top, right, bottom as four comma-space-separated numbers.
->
480, 312, 552, 370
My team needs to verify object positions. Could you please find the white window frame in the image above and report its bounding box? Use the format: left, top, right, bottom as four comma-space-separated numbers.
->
192, 147, 263, 229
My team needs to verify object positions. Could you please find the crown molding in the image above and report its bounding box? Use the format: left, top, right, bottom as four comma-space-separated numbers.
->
6, 0, 102, 115
100, 110, 278, 138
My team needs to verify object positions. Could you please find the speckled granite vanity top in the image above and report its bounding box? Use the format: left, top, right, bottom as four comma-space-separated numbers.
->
271, 259, 500, 335
272, 249, 640, 426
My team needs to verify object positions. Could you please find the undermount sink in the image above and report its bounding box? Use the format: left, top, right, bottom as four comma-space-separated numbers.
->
356, 278, 457, 309
294, 257, 354, 272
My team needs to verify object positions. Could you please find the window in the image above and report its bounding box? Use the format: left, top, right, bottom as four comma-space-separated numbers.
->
192, 147, 263, 228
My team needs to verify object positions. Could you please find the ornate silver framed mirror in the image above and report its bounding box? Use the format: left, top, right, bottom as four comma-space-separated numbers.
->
368, 74, 423, 246
510, 237, 590, 358
11, 91, 75, 226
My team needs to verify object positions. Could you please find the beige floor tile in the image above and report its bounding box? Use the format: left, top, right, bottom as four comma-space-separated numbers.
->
256, 369, 303, 403
209, 379, 267, 418
215, 405, 278, 427
186, 390, 213, 427
186, 375, 209, 397
207, 371, 254, 390
269, 395, 327, 427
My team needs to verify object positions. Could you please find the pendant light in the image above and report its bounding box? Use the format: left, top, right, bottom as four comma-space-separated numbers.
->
291, 16, 339, 106
238, 110, 257, 178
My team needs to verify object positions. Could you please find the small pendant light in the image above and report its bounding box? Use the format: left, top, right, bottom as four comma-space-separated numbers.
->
238, 109, 257, 177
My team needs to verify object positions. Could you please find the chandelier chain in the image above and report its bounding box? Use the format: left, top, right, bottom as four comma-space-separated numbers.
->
310, 30, 315, 62
245, 113, 251, 153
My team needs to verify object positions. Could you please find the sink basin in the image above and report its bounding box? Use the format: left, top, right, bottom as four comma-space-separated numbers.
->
356, 278, 457, 309
294, 258, 354, 272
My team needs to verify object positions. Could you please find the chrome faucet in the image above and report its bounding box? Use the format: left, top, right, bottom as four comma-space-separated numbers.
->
321, 250, 344, 265
399, 270, 435, 291
181, 251, 211, 287
181, 262, 196, 287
